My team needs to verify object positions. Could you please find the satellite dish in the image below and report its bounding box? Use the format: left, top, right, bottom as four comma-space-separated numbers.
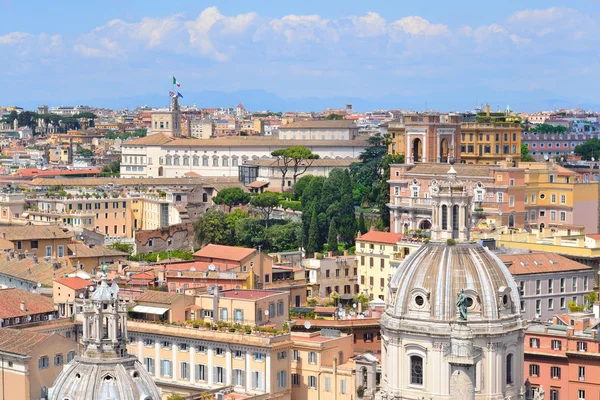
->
264, 310, 269, 316
78, 293, 84, 299
37, 283, 42, 288
208, 264, 216, 271
353, 303, 357, 309
543, 154, 549, 161
304, 321, 312, 330
27, 316, 32, 322
89, 286, 95, 292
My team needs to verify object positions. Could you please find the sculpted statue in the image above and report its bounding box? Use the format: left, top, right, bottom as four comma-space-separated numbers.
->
456, 289, 468, 320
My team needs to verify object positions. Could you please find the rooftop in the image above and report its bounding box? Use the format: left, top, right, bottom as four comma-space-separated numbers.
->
67, 244, 128, 258
136, 290, 182, 305
401, 163, 496, 178
279, 120, 357, 129
218, 289, 284, 300
499, 252, 592, 275
193, 244, 256, 262
0, 288, 55, 319
1, 225, 71, 241
0, 328, 53, 356
54, 277, 91, 290
243, 157, 359, 168
357, 230, 404, 245
0, 254, 68, 286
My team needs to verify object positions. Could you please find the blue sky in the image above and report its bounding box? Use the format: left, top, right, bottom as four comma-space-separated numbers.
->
1, 1, 600, 111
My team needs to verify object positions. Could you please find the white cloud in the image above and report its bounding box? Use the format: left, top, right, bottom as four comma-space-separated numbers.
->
390, 16, 449, 39
0, 32, 32, 45
270, 14, 337, 43
347, 12, 387, 38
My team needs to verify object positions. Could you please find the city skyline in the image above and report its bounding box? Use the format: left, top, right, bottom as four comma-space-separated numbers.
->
1, 0, 600, 111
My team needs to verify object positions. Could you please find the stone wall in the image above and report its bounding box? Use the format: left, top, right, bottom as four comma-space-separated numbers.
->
134, 223, 196, 254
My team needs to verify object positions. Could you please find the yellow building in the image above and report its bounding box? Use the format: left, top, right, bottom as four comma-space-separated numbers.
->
460, 106, 522, 165
355, 230, 421, 301
126, 320, 292, 399
2, 225, 72, 259
290, 330, 356, 400
0, 329, 79, 400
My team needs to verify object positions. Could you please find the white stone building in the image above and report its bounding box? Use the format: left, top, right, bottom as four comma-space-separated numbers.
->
278, 120, 359, 141
120, 134, 367, 178
378, 166, 526, 400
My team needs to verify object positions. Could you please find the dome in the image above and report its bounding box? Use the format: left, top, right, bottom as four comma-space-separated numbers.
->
386, 242, 521, 323
49, 355, 161, 400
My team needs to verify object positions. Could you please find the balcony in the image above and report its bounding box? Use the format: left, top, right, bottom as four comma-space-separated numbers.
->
391, 196, 432, 209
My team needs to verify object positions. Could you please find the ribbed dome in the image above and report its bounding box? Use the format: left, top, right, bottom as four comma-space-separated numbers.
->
49, 355, 161, 400
386, 242, 521, 322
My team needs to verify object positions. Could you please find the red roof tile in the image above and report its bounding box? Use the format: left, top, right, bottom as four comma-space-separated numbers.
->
357, 230, 403, 244
587, 234, 600, 240
54, 277, 91, 290
193, 244, 256, 262
0, 288, 55, 319
218, 289, 283, 300
500, 252, 591, 275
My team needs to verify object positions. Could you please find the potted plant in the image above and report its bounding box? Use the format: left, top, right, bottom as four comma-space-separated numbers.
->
357, 385, 365, 399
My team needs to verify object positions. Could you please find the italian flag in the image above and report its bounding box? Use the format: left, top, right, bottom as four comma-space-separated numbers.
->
173, 76, 180, 87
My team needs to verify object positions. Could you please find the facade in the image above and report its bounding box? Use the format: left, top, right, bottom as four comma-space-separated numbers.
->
387, 113, 462, 163
378, 165, 526, 400
499, 253, 594, 321
303, 255, 359, 299
1, 225, 72, 259
53, 277, 92, 318
0, 252, 63, 291
189, 118, 214, 139
0, 328, 79, 400
49, 268, 162, 400
460, 122, 522, 164
131, 290, 194, 323
0, 191, 25, 223
150, 96, 182, 137
120, 134, 368, 179
522, 131, 600, 161
355, 230, 420, 301
524, 313, 600, 400
278, 120, 358, 141
0, 288, 57, 328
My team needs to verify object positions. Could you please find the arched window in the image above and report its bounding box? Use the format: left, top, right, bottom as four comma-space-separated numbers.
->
183, 156, 189, 166
506, 354, 513, 384
173, 156, 180, 166
192, 156, 199, 166
410, 355, 423, 385
202, 193, 208, 203
175, 195, 182, 202
165, 156, 172, 166
441, 205, 448, 230
166, 121, 169, 129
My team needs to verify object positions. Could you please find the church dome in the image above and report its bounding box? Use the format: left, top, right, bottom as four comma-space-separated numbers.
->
386, 241, 521, 323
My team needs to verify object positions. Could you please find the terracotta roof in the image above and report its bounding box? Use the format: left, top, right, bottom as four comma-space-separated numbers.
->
0, 328, 53, 356
587, 234, 600, 240
136, 290, 181, 305
193, 244, 256, 262
0, 288, 55, 319
247, 180, 270, 188
124, 134, 368, 148
67, 244, 128, 258
54, 277, 91, 290
0, 238, 14, 250
218, 289, 284, 300
279, 120, 357, 129
0, 254, 68, 286
357, 230, 403, 244
1, 225, 72, 241
406, 163, 493, 178
500, 252, 592, 275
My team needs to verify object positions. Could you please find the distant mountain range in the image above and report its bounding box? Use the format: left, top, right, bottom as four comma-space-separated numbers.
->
12, 88, 600, 113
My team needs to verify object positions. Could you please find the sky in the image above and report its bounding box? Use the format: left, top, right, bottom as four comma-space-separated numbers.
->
1, 0, 600, 111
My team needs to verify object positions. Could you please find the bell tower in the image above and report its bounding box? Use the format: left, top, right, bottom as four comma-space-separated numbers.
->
429, 163, 473, 242
82, 265, 128, 358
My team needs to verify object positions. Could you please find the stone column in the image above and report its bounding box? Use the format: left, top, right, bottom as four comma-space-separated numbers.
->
245, 351, 252, 392
172, 344, 178, 381
208, 346, 214, 385
190, 345, 196, 383
265, 352, 271, 392
226, 347, 232, 385
137, 339, 143, 361
154, 341, 160, 378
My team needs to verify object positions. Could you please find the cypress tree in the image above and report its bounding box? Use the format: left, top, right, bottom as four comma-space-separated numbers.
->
358, 210, 367, 234
327, 218, 339, 255
307, 207, 319, 257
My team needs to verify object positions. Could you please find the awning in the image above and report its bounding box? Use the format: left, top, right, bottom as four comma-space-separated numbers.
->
131, 305, 170, 315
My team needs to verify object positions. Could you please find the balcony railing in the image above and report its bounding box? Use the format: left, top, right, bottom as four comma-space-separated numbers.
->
392, 196, 432, 207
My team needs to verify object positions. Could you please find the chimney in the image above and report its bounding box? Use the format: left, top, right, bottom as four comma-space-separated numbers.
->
20, 301, 26, 312
328, 251, 333, 258
343, 250, 348, 256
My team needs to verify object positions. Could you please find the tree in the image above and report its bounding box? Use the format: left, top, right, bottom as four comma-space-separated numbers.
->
271, 149, 293, 193
235, 217, 267, 248
575, 138, 600, 161
584, 291, 598, 310
327, 218, 339, 255
76, 148, 94, 158
266, 221, 303, 252
250, 191, 280, 226
212, 187, 251, 212
194, 209, 228, 245
306, 203, 319, 257
101, 160, 121, 177
109, 242, 133, 254
225, 209, 248, 244
326, 113, 344, 120
358, 211, 367, 234
167, 394, 186, 400
293, 175, 315, 200
520, 143, 535, 162
285, 146, 320, 185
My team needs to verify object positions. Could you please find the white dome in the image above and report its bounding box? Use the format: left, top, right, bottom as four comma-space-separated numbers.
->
386, 242, 521, 323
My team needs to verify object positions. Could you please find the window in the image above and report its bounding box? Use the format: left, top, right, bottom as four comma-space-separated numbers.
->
292, 373, 300, 386
548, 298, 554, 310
179, 343, 188, 352
579, 366, 585, 381
578, 342, 587, 352
552, 340, 562, 350
38, 356, 49, 369
506, 354, 513, 384
410, 355, 423, 385
196, 345, 206, 353
54, 353, 63, 366
560, 194, 566, 204
551, 211, 556, 221
234, 309, 244, 322
277, 301, 284, 316
278, 351, 287, 360
161, 360, 172, 377
161, 341, 171, 349
58, 245, 64, 258
144, 357, 154, 374
234, 350, 244, 359
530, 338, 540, 348
252, 371, 265, 390
292, 350, 300, 362
509, 196, 514, 207
551, 366, 561, 379
584, 276, 589, 291
277, 370, 287, 388
202, 157, 209, 166
180, 362, 189, 380
536, 280, 541, 294
213, 157, 219, 167
550, 390, 559, 400
308, 351, 317, 364
572, 277, 577, 292
214, 366, 225, 384
308, 375, 317, 389
269, 302, 275, 317
233, 369, 244, 386
364, 332, 373, 342
578, 390, 585, 400
560, 211, 566, 222
529, 364, 539, 377
254, 352, 265, 361
560, 278, 565, 293
551, 194, 556, 203
214, 347, 224, 356
16, 240, 22, 250
340, 379, 347, 394
67, 351, 76, 363
196, 364, 207, 381
219, 308, 228, 321
325, 376, 331, 391
46, 246, 52, 257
